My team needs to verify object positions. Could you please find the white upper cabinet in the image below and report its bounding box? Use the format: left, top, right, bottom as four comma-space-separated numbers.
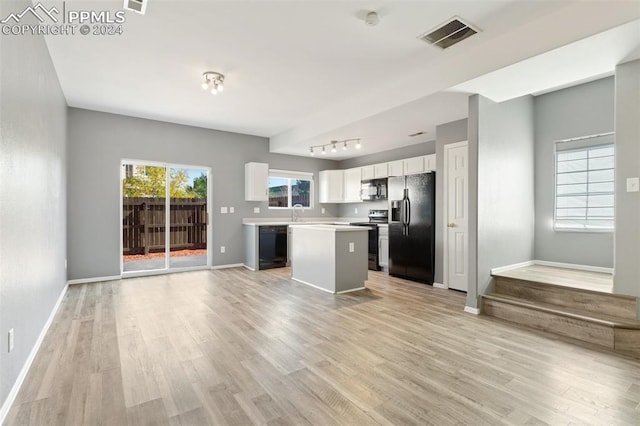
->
388, 160, 404, 176
245, 162, 268, 201
403, 154, 436, 175
361, 165, 375, 180
374, 163, 388, 178
424, 154, 436, 172
343, 167, 363, 203
403, 156, 425, 175
319, 170, 344, 203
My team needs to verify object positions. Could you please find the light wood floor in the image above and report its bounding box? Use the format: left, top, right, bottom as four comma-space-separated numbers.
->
493, 264, 614, 293
6, 268, 640, 425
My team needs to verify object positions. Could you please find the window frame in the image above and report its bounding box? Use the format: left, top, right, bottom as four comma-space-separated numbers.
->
267, 169, 314, 210
553, 136, 615, 233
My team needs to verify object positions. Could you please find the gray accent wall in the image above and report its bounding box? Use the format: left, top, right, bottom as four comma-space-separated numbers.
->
67, 108, 339, 280
468, 95, 536, 309
534, 77, 615, 267
0, 0, 68, 411
613, 59, 640, 306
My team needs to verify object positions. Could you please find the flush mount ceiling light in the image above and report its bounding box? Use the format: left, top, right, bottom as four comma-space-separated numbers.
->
309, 138, 362, 156
364, 11, 379, 26
201, 71, 225, 95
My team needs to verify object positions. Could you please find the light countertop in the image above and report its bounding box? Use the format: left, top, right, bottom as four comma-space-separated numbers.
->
289, 224, 368, 232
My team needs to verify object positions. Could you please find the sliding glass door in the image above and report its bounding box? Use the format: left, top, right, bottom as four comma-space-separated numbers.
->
168, 167, 208, 269
121, 161, 210, 275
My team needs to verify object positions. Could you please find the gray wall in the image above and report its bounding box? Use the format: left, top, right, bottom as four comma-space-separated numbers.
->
613, 59, 640, 305
0, 0, 68, 412
469, 95, 536, 309
534, 77, 615, 267
67, 108, 339, 280
435, 119, 469, 285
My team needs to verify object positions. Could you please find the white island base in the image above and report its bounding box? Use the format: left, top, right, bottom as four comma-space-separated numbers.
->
289, 224, 368, 294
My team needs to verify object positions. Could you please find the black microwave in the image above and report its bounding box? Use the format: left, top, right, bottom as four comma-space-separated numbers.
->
360, 178, 387, 201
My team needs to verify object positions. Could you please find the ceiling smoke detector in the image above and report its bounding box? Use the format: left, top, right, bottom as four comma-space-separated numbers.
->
418, 16, 478, 49
365, 11, 380, 27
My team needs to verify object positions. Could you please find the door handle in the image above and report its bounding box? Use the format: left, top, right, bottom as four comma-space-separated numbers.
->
447, 223, 456, 228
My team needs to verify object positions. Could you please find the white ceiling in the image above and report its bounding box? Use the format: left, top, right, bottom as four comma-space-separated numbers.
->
42, 1, 640, 160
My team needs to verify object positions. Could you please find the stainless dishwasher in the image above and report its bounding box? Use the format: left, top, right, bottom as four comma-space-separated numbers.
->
258, 225, 288, 269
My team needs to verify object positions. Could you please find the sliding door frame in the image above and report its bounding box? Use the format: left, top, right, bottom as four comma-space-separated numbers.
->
120, 159, 212, 278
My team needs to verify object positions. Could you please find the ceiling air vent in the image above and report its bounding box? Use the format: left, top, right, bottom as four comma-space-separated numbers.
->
418, 16, 478, 49
123, 0, 147, 15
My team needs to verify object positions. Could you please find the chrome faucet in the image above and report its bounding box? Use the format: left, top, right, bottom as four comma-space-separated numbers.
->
292, 204, 304, 222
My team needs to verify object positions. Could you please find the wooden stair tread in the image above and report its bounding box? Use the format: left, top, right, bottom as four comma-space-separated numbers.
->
491, 273, 629, 298
482, 293, 640, 329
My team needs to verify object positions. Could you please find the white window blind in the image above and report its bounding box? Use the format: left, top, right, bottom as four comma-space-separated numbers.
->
554, 134, 614, 231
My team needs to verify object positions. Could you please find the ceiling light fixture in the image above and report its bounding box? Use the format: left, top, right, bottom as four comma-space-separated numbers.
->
309, 139, 362, 156
201, 71, 225, 95
364, 11, 380, 26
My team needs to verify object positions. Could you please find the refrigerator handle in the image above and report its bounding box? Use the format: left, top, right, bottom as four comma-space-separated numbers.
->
405, 198, 411, 234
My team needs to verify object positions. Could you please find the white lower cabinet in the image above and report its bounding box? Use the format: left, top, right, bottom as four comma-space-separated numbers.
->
378, 225, 389, 270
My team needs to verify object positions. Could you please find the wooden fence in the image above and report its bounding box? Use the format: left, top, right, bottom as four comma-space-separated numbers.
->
122, 197, 207, 255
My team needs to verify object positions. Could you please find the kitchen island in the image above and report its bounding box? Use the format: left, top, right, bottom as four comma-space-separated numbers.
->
289, 224, 368, 294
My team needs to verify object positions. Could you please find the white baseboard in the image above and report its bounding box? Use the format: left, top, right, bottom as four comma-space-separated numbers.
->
336, 286, 366, 294
67, 275, 121, 285
534, 260, 613, 275
211, 263, 245, 270
291, 277, 335, 294
490, 261, 535, 275
433, 282, 446, 289
0, 282, 68, 425
242, 264, 256, 271
464, 306, 480, 315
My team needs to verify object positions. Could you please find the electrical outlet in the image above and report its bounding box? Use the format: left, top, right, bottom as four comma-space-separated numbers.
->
220, 246, 226, 253
321, 208, 325, 214
8, 328, 14, 353
229, 207, 235, 214
254, 207, 260, 214
220, 207, 228, 214
349, 242, 355, 253
65, 259, 67, 269
354, 208, 358, 214
627, 177, 639, 192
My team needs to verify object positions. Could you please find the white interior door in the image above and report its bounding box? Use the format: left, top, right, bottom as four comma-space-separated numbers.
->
445, 142, 469, 292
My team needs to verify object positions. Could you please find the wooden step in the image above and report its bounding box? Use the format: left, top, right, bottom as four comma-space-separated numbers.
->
482, 293, 640, 357
492, 275, 637, 320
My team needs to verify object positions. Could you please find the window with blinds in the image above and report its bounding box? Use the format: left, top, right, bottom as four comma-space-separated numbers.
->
554, 135, 614, 231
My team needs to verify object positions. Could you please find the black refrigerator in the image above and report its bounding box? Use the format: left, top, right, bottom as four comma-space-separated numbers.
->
388, 172, 436, 284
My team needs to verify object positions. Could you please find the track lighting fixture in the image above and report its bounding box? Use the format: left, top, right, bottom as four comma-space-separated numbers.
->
308, 139, 362, 156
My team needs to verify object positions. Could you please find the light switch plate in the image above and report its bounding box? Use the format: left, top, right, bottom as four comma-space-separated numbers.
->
8, 328, 14, 353
626, 177, 639, 192
220, 207, 228, 214
229, 207, 235, 214
349, 242, 355, 253
321, 208, 325, 214
354, 208, 358, 214
220, 246, 226, 253
254, 207, 260, 214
